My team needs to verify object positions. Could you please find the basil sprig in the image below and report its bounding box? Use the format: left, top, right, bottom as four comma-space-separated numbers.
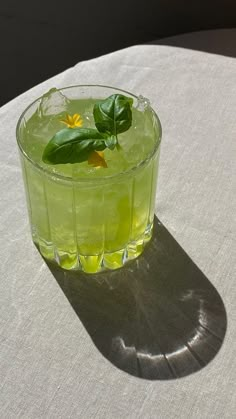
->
42, 94, 133, 165
93, 94, 133, 150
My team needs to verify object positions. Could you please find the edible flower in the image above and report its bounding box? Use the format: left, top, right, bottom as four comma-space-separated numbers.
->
60, 113, 83, 128
88, 151, 108, 168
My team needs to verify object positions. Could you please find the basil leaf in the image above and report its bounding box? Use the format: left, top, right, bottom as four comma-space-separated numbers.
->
42, 93, 133, 166
42, 128, 106, 165
105, 135, 117, 150
93, 94, 133, 136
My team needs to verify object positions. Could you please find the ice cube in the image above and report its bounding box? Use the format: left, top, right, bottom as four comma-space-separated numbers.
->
38, 87, 70, 117
135, 95, 151, 112
25, 88, 68, 146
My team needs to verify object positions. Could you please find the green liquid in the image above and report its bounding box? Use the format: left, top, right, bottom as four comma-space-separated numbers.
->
19, 93, 161, 272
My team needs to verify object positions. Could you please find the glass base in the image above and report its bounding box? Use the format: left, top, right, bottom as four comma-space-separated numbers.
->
33, 223, 153, 273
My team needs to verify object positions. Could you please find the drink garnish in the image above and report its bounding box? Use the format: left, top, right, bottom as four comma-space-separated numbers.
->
60, 113, 83, 128
42, 94, 133, 168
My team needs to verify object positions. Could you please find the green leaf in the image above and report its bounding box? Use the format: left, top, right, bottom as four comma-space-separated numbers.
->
93, 94, 133, 136
42, 93, 133, 166
42, 128, 106, 165
105, 135, 118, 150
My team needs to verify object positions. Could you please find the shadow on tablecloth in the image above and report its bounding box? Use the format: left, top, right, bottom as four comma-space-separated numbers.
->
45, 217, 227, 380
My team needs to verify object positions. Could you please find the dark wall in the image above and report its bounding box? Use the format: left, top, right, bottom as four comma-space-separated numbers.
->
0, 0, 235, 106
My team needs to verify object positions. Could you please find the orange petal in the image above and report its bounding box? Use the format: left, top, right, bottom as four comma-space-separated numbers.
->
88, 151, 108, 168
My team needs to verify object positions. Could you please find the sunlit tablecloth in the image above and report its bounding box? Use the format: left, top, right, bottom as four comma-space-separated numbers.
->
0, 29, 235, 418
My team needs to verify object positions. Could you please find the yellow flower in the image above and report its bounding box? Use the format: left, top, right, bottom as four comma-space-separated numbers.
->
60, 113, 83, 128
88, 151, 108, 168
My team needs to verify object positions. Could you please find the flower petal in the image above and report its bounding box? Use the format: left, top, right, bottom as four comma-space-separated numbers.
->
73, 113, 80, 122
88, 151, 108, 168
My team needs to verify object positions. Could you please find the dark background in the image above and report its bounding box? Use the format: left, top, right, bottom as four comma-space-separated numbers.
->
0, 0, 236, 106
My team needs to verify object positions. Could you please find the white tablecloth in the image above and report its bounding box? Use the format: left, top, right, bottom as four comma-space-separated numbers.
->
0, 29, 235, 418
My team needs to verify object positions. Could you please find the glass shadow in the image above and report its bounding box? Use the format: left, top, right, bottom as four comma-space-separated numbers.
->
45, 217, 227, 380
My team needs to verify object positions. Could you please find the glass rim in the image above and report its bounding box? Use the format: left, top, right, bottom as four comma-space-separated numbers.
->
16, 84, 162, 183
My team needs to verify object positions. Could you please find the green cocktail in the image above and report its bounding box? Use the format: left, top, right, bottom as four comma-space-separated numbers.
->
17, 86, 161, 273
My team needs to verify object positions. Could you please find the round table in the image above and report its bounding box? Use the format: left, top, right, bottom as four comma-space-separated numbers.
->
0, 29, 235, 418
